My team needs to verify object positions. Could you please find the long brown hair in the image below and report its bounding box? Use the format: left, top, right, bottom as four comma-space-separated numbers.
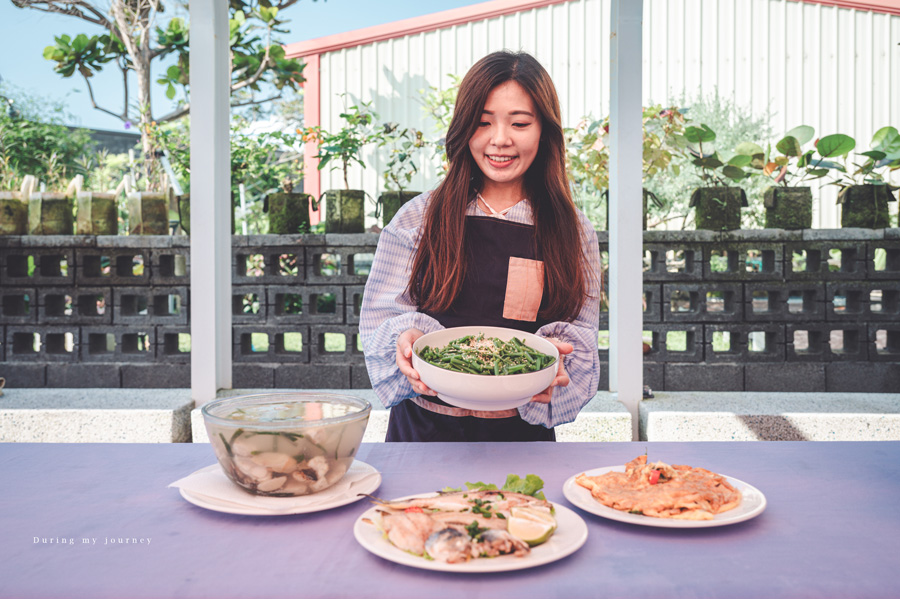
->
409, 50, 592, 322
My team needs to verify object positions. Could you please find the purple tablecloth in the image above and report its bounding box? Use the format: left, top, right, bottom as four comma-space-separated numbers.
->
1, 441, 898, 599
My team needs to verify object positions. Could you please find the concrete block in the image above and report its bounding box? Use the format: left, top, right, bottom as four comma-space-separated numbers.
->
344, 285, 365, 325
149, 248, 191, 285
304, 246, 372, 285
122, 364, 190, 388
351, 365, 373, 389
0, 363, 46, 387
156, 326, 192, 363
233, 245, 306, 286
662, 282, 744, 322
702, 241, 784, 281
0, 247, 75, 287
266, 284, 345, 324
76, 248, 151, 286
743, 281, 827, 322
0, 388, 193, 442
783, 241, 868, 281
37, 286, 112, 325
867, 240, 900, 280
274, 364, 351, 388
801, 228, 882, 241
826, 362, 900, 392
309, 324, 366, 364
825, 281, 900, 322
639, 391, 900, 441
642, 323, 704, 362
786, 323, 868, 362
642, 243, 704, 282
704, 323, 786, 363
232, 363, 275, 387
231, 285, 268, 323
868, 324, 900, 362
664, 363, 744, 391
46, 364, 121, 387
113, 286, 188, 325
233, 324, 310, 363
79, 326, 156, 362
744, 362, 825, 392
5, 326, 80, 362
0, 287, 37, 326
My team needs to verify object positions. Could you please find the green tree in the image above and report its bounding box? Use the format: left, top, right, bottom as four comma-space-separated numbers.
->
12, 0, 316, 183
0, 83, 95, 190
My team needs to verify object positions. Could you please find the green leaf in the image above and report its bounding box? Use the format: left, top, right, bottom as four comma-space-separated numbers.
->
684, 124, 716, 144
784, 125, 815, 145
861, 150, 887, 161
167, 65, 181, 80
166, 83, 176, 100
871, 126, 900, 152
728, 154, 752, 167
501, 474, 546, 499
735, 142, 765, 156
816, 134, 855, 158
465, 481, 499, 491
722, 165, 748, 180
776, 135, 802, 157
807, 168, 829, 178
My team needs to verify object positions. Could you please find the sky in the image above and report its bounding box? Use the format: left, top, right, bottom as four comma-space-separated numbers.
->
0, 0, 486, 131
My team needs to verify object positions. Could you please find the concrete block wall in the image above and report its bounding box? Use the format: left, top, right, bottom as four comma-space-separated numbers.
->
2, 229, 899, 392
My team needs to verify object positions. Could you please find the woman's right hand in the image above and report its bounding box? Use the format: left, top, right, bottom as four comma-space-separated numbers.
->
396, 328, 437, 396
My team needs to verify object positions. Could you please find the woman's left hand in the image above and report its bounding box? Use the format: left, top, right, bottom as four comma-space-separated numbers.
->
530, 339, 573, 404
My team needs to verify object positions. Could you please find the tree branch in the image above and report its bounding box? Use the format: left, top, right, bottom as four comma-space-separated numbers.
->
230, 94, 281, 109
82, 73, 128, 122
11, 0, 115, 29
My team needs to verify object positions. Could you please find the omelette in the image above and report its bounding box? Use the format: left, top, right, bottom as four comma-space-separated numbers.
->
575, 455, 742, 520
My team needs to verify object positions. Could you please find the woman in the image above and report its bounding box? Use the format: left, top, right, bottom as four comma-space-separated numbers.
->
359, 50, 601, 442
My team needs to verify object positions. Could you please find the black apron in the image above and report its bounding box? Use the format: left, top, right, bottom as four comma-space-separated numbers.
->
385, 215, 556, 442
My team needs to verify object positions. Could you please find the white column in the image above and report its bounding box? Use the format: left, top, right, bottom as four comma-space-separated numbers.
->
189, 0, 232, 404
608, 0, 644, 441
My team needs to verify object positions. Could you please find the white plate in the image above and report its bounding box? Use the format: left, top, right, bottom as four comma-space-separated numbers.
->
353, 493, 588, 572
179, 462, 382, 516
562, 466, 767, 528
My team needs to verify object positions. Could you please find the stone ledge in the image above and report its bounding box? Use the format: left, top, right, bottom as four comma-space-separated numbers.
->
190, 389, 633, 443
640, 391, 900, 441
0, 388, 193, 442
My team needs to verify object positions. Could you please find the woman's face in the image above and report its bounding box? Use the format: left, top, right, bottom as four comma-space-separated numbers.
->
468, 80, 542, 194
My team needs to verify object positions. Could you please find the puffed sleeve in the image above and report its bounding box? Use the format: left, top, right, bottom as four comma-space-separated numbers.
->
358, 193, 444, 409
517, 210, 601, 427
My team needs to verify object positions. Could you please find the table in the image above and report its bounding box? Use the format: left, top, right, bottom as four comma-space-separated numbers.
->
2, 441, 898, 599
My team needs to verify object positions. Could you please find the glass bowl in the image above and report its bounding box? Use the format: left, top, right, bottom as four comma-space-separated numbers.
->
201, 392, 372, 496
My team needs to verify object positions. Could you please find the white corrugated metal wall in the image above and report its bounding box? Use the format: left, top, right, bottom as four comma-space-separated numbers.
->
316, 0, 899, 228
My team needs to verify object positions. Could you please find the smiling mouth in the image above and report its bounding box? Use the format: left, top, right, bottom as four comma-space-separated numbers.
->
486, 154, 516, 163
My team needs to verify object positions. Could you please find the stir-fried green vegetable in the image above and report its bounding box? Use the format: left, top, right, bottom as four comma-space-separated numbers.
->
417, 334, 556, 375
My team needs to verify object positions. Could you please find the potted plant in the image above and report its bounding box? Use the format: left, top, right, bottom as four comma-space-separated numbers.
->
828, 127, 900, 229
311, 99, 381, 234
265, 176, 312, 234
0, 175, 31, 235
735, 125, 812, 229
684, 123, 751, 231
67, 174, 117, 235
377, 123, 424, 227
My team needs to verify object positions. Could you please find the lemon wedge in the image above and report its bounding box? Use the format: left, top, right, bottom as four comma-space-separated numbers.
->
508, 506, 557, 546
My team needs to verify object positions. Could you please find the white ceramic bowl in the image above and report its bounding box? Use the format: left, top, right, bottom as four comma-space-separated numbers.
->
411, 326, 560, 411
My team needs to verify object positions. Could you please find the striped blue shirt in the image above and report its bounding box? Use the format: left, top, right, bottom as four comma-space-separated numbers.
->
359, 191, 602, 428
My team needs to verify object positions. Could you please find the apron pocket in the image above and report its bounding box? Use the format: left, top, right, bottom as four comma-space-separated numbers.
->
503, 257, 544, 321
